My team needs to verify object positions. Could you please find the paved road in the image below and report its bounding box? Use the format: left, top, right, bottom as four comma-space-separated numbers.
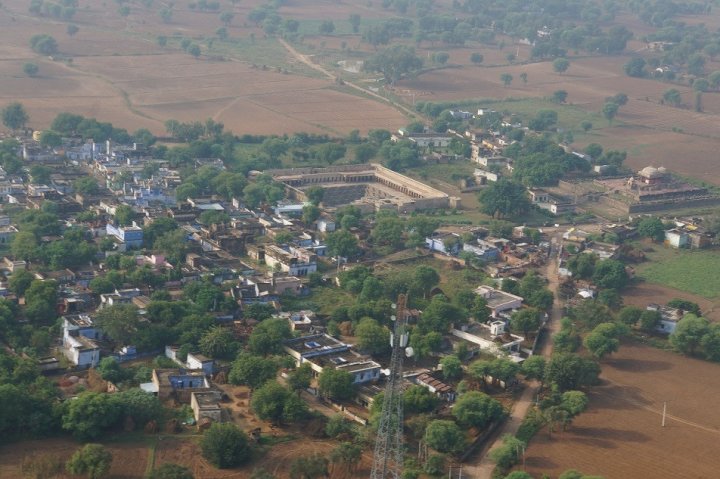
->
465, 232, 565, 479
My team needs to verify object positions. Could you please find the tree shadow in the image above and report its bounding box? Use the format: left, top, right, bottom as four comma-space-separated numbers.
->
589, 383, 652, 409
606, 358, 673, 373
524, 455, 558, 470
569, 425, 651, 447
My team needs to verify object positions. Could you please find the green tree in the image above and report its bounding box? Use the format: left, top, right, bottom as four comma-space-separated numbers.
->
521, 355, 546, 385
510, 308, 541, 338
637, 217, 666, 242
424, 420, 465, 454
62, 392, 122, 440
97, 357, 126, 383
248, 318, 292, 356
545, 353, 600, 392
66, 444, 112, 479
147, 463, 194, 479
504, 472, 533, 479
2, 102, 29, 131
355, 317, 390, 355
470, 52, 483, 64
489, 434, 525, 470
74, 177, 99, 195
287, 362, 313, 393
618, 306, 643, 326
302, 204, 321, 224
583, 329, 620, 359
229, 353, 278, 390
663, 88, 682, 107
318, 368, 354, 400
325, 414, 353, 438
67, 24, 80, 36
412, 265, 440, 298
200, 423, 251, 468
188, 44, 201, 58
479, 179, 530, 218
581, 120, 593, 132
452, 391, 504, 429
23, 63, 39, 77
561, 390, 589, 417
623, 57, 646, 77
199, 326, 236, 359
592, 259, 628, 290
639, 309, 662, 332
363, 45, 423, 85
404, 385, 440, 414
115, 204, 135, 226
252, 380, 307, 424
219, 11, 234, 25
349, 13, 361, 33
440, 354, 462, 380
500, 73, 513, 86
552, 90, 568, 103
305, 186, 325, 205
8, 269, 35, 296
318, 20, 335, 34
553, 58, 570, 73
602, 101, 619, 124
95, 304, 140, 345
670, 314, 709, 355
29, 34, 58, 54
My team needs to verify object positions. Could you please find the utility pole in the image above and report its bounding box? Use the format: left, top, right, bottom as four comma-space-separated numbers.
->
370, 294, 409, 479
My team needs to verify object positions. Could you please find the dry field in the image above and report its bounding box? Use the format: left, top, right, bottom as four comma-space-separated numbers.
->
0, 437, 149, 479
0, 0, 407, 135
523, 341, 720, 479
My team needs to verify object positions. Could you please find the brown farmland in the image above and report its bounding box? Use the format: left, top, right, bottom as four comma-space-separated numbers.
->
523, 341, 720, 479
0, 0, 407, 136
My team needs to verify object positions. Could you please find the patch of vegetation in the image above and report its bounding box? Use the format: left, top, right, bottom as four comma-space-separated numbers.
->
638, 248, 720, 299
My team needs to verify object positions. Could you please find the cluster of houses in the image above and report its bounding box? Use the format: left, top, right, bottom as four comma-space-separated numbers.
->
7, 120, 712, 430
426, 225, 551, 276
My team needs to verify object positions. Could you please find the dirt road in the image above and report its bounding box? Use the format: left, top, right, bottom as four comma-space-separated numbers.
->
465, 232, 565, 478
277, 38, 416, 118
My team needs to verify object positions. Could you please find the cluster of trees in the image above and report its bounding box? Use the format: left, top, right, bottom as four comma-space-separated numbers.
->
12, 217, 97, 270
669, 313, 720, 361
29, 0, 76, 20
505, 136, 591, 186
363, 44, 423, 85
61, 389, 163, 439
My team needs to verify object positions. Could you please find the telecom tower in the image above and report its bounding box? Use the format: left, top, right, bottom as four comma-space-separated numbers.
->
370, 294, 411, 479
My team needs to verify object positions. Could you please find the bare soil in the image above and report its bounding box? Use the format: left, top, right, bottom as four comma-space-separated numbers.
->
523, 341, 720, 479
0, 0, 406, 135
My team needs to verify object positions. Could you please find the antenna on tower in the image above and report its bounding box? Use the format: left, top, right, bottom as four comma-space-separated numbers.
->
370, 294, 409, 479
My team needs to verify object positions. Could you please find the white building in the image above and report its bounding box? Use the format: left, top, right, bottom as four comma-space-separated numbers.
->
62, 315, 102, 368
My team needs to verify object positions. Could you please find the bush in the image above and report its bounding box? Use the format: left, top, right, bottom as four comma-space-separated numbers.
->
200, 423, 252, 468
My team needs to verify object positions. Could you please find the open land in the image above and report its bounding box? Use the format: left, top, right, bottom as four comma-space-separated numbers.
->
635, 246, 720, 300
523, 341, 720, 479
0, 0, 408, 136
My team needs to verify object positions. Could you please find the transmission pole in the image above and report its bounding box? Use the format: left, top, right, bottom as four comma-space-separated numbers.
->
370, 294, 409, 479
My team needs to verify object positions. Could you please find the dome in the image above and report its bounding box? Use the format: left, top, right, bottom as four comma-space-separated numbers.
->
640, 166, 667, 178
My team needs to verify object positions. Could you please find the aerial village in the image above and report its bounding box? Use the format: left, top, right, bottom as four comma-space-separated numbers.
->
2, 105, 720, 479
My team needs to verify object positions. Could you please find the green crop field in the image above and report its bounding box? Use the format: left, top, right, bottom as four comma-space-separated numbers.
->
637, 247, 720, 299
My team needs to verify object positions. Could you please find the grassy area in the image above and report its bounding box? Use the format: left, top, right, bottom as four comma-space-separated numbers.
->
484, 97, 605, 133
280, 286, 356, 316
637, 246, 720, 299
409, 162, 476, 184
375, 257, 486, 301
